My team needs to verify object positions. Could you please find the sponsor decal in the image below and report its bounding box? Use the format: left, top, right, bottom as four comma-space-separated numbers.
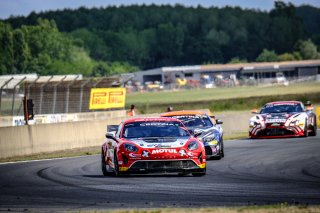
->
154, 143, 172, 148
151, 149, 177, 154
179, 149, 187, 156
266, 119, 286, 123
129, 153, 141, 158
142, 150, 149, 158
187, 152, 193, 157
211, 147, 217, 153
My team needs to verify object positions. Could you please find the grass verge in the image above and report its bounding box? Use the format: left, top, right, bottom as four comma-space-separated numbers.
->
81, 205, 320, 213
0, 146, 100, 163
126, 82, 320, 114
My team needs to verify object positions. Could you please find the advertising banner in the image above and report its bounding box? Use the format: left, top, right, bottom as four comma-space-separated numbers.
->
89, 88, 126, 110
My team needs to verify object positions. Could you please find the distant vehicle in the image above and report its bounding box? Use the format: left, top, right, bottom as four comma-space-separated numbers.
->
249, 101, 317, 138
161, 110, 224, 160
200, 75, 215, 88
101, 117, 206, 176
275, 72, 289, 86
144, 81, 164, 91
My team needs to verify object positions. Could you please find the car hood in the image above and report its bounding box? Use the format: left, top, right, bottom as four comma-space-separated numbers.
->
188, 126, 222, 137
127, 137, 191, 148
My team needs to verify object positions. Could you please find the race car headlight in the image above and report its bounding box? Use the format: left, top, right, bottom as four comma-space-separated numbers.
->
124, 143, 138, 152
249, 121, 259, 127
290, 120, 304, 126
188, 141, 199, 151
203, 136, 218, 145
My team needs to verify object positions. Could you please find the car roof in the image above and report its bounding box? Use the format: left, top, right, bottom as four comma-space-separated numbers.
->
123, 117, 181, 124
161, 110, 207, 117
266, 101, 302, 105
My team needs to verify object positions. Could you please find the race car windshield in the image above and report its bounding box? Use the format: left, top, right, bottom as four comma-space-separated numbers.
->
260, 103, 303, 114
168, 115, 213, 128
122, 121, 190, 138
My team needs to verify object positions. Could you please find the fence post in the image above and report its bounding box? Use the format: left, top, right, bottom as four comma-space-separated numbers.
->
65, 75, 80, 113
39, 76, 53, 115
27, 76, 40, 98
52, 76, 67, 114
0, 77, 14, 114
79, 79, 91, 113
11, 77, 26, 116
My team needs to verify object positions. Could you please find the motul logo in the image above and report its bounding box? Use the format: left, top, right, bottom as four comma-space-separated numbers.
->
151, 149, 177, 154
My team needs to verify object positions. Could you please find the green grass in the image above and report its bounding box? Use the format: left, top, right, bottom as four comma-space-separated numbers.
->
126, 82, 320, 114
75, 205, 320, 213
0, 146, 100, 163
224, 131, 249, 140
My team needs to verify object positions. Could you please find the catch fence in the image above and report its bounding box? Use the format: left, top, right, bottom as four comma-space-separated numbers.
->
0, 75, 119, 116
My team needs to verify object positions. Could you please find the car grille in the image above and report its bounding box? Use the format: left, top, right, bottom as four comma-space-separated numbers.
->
130, 160, 199, 170
205, 146, 212, 156
257, 128, 294, 136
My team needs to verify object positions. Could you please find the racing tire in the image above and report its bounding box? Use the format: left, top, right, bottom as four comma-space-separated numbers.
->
178, 173, 189, 176
192, 168, 206, 177
310, 119, 317, 136
303, 120, 309, 137
215, 146, 222, 160
114, 151, 122, 177
101, 148, 109, 176
221, 140, 225, 158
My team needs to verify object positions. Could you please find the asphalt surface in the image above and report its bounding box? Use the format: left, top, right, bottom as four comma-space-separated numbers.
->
1, 131, 320, 212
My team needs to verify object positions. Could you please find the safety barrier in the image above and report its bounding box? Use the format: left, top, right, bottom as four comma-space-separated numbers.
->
0, 110, 251, 159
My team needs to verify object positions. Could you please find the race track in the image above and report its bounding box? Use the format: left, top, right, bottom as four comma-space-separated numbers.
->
1, 131, 320, 211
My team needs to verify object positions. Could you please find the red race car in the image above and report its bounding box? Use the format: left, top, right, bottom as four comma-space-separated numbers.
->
101, 117, 206, 176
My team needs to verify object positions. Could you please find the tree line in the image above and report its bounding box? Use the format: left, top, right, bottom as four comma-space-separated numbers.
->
0, 19, 137, 76
1, 1, 320, 76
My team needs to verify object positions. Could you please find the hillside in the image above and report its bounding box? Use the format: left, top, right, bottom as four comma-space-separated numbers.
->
1, 1, 320, 76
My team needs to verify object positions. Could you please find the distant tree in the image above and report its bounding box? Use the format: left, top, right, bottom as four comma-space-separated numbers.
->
70, 28, 110, 60
295, 39, 320, 59
256, 49, 278, 62
268, 1, 306, 53
229, 57, 247, 64
0, 22, 13, 74
13, 29, 30, 73
3, 4, 320, 71
277, 53, 296, 61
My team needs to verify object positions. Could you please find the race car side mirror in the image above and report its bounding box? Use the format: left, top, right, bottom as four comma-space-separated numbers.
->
193, 129, 203, 138
105, 132, 116, 140
304, 101, 313, 111
251, 109, 258, 114
306, 105, 314, 111
216, 119, 223, 124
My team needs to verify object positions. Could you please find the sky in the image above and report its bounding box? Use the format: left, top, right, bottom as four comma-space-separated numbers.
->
0, 0, 320, 19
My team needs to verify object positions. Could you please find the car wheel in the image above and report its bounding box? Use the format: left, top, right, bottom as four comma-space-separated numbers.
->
101, 148, 109, 176
303, 120, 309, 137
215, 146, 222, 160
192, 168, 206, 177
221, 140, 225, 158
310, 118, 317, 136
114, 151, 122, 177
